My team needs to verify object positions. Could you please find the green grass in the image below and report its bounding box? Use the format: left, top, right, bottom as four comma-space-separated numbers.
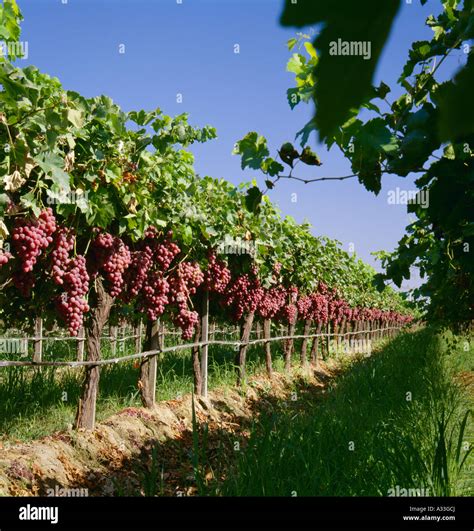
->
215, 328, 473, 497
2, 327, 472, 498
0, 333, 286, 442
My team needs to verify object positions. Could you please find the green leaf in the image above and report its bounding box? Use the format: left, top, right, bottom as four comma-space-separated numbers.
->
233, 132, 270, 170
67, 108, 84, 128
374, 81, 391, 99
85, 189, 116, 227
35, 152, 71, 192
436, 54, 474, 141
245, 186, 263, 213
261, 157, 284, 176
304, 41, 318, 59
351, 118, 398, 194
300, 146, 321, 166
278, 142, 300, 167
280, 0, 401, 140
287, 37, 298, 50
287, 87, 301, 110
286, 53, 305, 75
295, 118, 317, 147
20, 190, 40, 217
0, 193, 9, 215
181, 225, 193, 245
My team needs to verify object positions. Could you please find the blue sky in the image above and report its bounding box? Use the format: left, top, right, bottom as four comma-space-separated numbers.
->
16, 0, 463, 289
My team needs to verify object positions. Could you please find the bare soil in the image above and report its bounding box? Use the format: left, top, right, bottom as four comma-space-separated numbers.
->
0, 361, 336, 497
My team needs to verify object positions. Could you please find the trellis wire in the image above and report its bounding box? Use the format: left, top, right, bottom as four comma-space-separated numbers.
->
0, 326, 402, 368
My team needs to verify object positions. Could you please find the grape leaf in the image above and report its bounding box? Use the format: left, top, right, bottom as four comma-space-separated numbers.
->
245, 186, 263, 213
436, 53, 474, 141
280, 0, 401, 140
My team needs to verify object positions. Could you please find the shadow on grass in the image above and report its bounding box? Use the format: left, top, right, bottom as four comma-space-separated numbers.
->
219, 328, 473, 496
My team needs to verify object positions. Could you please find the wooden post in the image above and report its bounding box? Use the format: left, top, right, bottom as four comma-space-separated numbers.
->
200, 291, 209, 397
285, 314, 298, 372
325, 322, 331, 359
160, 322, 166, 346
139, 319, 160, 408
300, 319, 312, 367
75, 278, 114, 430
33, 317, 43, 363
209, 321, 216, 341
310, 321, 322, 365
263, 318, 272, 378
192, 319, 202, 395
236, 312, 254, 386
134, 320, 142, 353
284, 317, 297, 373
338, 317, 346, 352
110, 325, 118, 356
333, 322, 339, 354
76, 326, 85, 362
256, 321, 262, 340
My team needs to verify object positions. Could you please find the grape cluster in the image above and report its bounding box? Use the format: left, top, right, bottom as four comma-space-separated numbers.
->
257, 286, 286, 319
154, 239, 181, 271
349, 306, 409, 328
0, 250, 12, 268
13, 270, 35, 297
51, 228, 75, 285
296, 295, 312, 321
224, 274, 263, 321
275, 286, 299, 325
90, 232, 131, 297
169, 262, 204, 339
144, 225, 159, 239
279, 303, 298, 325
308, 292, 329, 323
141, 271, 169, 321
143, 227, 181, 272
288, 286, 299, 304
122, 246, 154, 300
56, 255, 90, 335
169, 262, 204, 303
12, 208, 56, 273
173, 308, 199, 340
205, 252, 231, 293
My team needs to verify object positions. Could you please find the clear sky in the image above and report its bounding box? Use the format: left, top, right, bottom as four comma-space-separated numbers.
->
16, 0, 463, 289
